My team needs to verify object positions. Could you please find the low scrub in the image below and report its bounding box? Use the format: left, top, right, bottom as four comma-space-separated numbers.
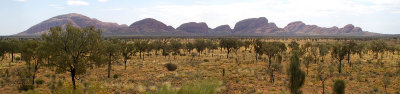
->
148, 79, 221, 94
164, 63, 177, 71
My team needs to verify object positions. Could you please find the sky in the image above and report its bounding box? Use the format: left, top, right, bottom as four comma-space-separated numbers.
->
0, 0, 399, 35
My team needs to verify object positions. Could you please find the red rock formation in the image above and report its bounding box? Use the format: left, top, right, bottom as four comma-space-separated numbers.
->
213, 25, 232, 33
18, 13, 126, 35
17, 13, 377, 36
129, 18, 174, 33
177, 22, 211, 33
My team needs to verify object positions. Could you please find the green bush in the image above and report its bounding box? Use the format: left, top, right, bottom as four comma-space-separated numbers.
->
113, 74, 120, 79
333, 79, 346, 94
164, 63, 177, 71
35, 79, 45, 85
15, 56, 21, 60
19, 84, 34, 91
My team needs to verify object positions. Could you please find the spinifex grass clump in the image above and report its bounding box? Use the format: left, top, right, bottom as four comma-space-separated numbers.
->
149, 79, 221, 94
164, 63, 177, 71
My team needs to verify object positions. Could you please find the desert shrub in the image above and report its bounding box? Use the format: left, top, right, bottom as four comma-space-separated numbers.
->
164, 63, 177, 71
19, 84, 34, 91
44, 74, 51, 78
15, 56, 21, 60
57, 80, 63, 87
113, 74, 120, 79
149, 79, 220, 94
333, 79, 345, 94
35, 79, 45, 85
149, 85, 177, 94
203, 59, 209, 62
177, 80, 220, 94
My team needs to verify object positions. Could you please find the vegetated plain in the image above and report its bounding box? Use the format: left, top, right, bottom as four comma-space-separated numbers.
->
0, 25, 399, 94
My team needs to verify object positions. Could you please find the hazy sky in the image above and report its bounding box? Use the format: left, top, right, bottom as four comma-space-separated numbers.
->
1, 0, 399, 35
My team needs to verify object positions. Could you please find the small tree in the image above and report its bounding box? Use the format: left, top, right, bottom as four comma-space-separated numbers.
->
121, 41, 136, 70
253, 39, 264, 61
263, 41, 286, 68
303, 54, 313, 75
42, 24, 103, 89
354, 42, 366, 58
20, 40, 41, 85
134, 40, 149, 60
219, 39, 239, 58
269, 54, 282, 83
287, 52, 305, 94
194, 39, 206, 56
243, 40, 252, 51
302, 42, 312, 52
150, 40, 163, 55
288, 41, 300, 51
383, 72, 391, 94
369, 40, 387, 60
185, 42, 195, 54
170, 40, 182, 60
331, 43, 348, 73
208, 42, 218, 57
103, 39, 121, 78
345, 41, 357, 67
310, 45, 319, 64
317, 62, 334, 94
318, 43, 329, 62
0, 40, 8, 61
333, 79, 345, 94
6, 39, 19, 63
160, 40, 172, 60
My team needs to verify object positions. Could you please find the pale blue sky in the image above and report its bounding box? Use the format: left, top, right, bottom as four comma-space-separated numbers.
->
1, 0, 399, 35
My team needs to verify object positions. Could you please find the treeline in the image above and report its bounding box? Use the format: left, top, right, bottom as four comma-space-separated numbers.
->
0, 25, 399, 93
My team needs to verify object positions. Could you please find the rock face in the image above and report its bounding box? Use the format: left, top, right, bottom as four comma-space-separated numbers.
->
177, 22, 211, 33
233, 17, 281, 34
213, 25, 232, 33
283, 21, 366, 35
17, 13, 127, 35
129, 18, 174, 33
16, 13, 378, 36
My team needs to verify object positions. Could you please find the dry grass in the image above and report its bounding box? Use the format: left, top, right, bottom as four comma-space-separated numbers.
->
0, 39, 399, 94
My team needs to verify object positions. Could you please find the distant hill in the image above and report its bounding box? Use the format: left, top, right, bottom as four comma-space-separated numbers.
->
16, 13, 379, 36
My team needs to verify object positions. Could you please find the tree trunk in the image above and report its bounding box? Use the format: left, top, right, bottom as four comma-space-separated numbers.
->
339, 60, 342, 73
385, 85, 387, 94
227, 50, 230, 59
70, 68, 76, 90
124, 58, 127, 70
222, 68, 225, 77
348, 52, 351, 67
139, 51, 142, 59
32, 61, 38, 85
142, 52, 145, 60
268, 56, 272, 68
108, 52, 111, 78
11, 49, 14, 62
314, 56, 318, 64
255, 53, 258, 62
306, 66, 309, 75
322, 80, 325, 94
32, 74, 36, 85
270, 71, 274, 83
